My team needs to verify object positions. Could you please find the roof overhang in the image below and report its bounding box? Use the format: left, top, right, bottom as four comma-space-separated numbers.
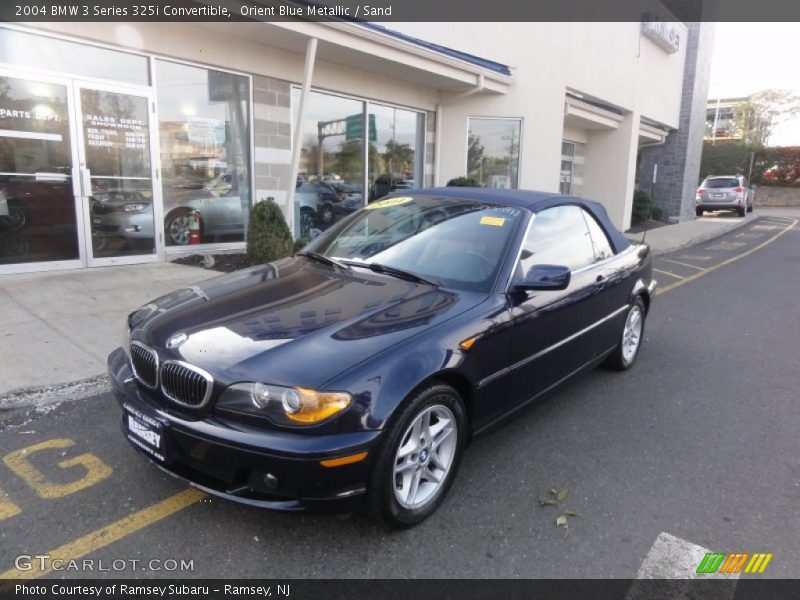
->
564, 96, 624, 131
638, 120, 671, 145
199, 20, 513, 95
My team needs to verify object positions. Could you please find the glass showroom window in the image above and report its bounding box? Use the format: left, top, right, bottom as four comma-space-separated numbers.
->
291, 89, 365, 239
156, 60, 251, 247
559, 140, 585, 196
467, 117, 521, 189
368, 104, 424, 202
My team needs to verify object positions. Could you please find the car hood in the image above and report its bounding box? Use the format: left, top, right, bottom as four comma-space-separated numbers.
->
133, 256, 484, 389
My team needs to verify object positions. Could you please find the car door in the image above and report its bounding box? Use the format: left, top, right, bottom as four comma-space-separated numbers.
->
506, 205, 609, 409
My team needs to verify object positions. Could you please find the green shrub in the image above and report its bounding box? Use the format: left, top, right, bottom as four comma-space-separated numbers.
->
293, 237, 309, 253
632, 189, 663, 223
246, 198, 293, 263
446, 176, 479, 187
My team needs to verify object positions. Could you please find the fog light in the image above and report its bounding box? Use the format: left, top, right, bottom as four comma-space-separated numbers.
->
263, 473, 279, 490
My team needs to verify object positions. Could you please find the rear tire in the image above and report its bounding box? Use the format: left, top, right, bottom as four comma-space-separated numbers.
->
747, 204, 754, 213
1, 207, 26, 232
695, 208, 703, 217
603, 297, 646, 371
737, 207, 746, 218
366, 382, 466, 528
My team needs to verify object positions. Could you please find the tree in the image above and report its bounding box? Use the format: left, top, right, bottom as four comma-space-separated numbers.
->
466, 133, 485, 176
722, 90, 800, 146
382, 140, 414, 175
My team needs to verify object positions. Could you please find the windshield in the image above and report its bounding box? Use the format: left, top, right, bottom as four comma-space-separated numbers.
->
704, 178, 741, 188
304, 195, 524, 292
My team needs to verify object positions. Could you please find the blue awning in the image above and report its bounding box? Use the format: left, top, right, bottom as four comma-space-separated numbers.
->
356, 23, 512, 77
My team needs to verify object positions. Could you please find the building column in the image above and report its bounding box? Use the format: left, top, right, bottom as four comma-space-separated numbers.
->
581, 111, 641, 232
639, 22, 716, 222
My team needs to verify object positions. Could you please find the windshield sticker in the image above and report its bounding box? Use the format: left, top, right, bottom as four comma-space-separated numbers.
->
366, 196, 413, 210
480, 216, 506, 227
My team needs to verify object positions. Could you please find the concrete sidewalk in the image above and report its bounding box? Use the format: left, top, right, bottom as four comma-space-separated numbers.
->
0, 262, 211, 400
2, 207, 797, 401
632, 210, 758, 255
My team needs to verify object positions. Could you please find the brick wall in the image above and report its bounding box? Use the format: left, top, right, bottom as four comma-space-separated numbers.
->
252, 75, 293, 221
424, 110, 436, 186
638, 22, 715, 222
754, 186, 800, 207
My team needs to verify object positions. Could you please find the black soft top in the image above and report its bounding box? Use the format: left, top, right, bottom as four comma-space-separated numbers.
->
388, 187, 631, 254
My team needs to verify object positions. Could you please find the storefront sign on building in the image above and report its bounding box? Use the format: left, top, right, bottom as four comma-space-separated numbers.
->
641, 16, 681, 54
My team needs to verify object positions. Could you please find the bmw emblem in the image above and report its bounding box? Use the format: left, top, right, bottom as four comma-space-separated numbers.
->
166, 332, 188, 349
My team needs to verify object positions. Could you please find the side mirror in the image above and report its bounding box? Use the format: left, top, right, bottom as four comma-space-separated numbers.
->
514, 264, 571, 292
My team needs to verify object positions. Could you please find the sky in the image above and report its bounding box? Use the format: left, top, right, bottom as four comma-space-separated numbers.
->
709, 23, 800, 146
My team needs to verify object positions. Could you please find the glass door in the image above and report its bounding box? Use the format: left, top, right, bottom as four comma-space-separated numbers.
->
73, 82, 160, 266
0, 70, 83, 272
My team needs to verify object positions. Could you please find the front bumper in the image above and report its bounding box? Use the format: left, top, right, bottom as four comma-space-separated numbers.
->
647, 279, 658, 297
108, 347, 380, 512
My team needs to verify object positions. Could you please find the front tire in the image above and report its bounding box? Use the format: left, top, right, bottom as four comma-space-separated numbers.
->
603, 297, 646, 371
366, 382, 466, 528
166, 209, 199, 246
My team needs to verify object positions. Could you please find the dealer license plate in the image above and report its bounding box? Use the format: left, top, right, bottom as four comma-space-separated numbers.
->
124, 405, 166, 462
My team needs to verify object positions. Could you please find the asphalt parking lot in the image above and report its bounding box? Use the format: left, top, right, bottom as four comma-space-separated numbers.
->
0, 215, 798, 581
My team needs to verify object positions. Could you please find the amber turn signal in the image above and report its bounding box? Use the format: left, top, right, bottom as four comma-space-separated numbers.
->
320, 451, 368, 468
459, 336, 477, 350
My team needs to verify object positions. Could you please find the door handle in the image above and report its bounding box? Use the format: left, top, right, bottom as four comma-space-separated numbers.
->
595, 274, 607, 289
80, 168, 92, 197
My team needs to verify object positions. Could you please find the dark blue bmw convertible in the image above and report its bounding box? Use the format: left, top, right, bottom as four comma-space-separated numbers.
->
109, 188, 656, 527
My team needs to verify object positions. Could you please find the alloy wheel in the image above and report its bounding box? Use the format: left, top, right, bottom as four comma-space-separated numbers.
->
621, 305, 643, 365
169, 214, 190, 245
393, 404, 457, 510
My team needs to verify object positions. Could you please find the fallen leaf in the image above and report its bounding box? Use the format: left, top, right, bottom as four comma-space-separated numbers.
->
540, 498, 558, 506
556, 489, 568, 502
556, 515, 568, 527
563, 510, 580, 517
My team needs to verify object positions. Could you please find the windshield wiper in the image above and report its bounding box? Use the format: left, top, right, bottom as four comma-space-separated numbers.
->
360, 262, 439, 286
297, 251, 350, 270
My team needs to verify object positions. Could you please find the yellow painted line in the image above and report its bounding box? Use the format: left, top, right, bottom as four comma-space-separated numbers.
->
0, 486, 22, 521
658, 218, 797, 296
661, 258, 706, 271
3, 439, 112, 500
0, 488, 206, 580
653, 268, 686, 280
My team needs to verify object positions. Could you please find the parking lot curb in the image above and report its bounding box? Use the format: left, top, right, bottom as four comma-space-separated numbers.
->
0, 373, 109, 412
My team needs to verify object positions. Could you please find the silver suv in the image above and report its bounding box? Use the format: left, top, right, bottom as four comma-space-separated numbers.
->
695, 175, 754, 218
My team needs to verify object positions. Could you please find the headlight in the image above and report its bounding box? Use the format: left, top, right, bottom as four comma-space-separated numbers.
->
217, 382, 351, 426
123, 203, 148, 212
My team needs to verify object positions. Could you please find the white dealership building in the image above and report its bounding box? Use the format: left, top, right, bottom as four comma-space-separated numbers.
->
0, 11, 711, 273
